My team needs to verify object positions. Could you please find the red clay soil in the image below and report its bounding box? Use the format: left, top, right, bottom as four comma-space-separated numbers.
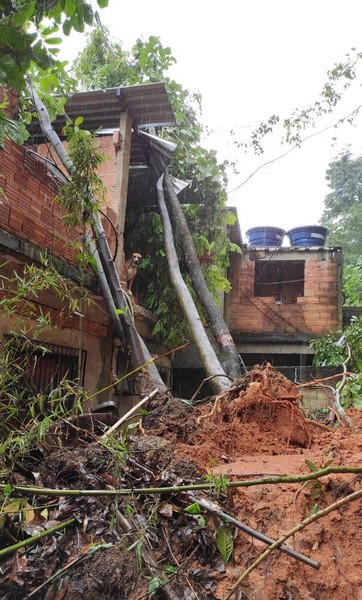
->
2, 364, 362, 600
145, 364, 362, 599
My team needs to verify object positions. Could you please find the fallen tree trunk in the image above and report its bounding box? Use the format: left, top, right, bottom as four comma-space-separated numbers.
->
164, 170, 241, 380
29, 88, 166, 393
156, 175, 231, 394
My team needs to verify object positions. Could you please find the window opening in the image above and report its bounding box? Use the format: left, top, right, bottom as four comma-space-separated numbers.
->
254, 260, 305, 303
4, 336, 86, 400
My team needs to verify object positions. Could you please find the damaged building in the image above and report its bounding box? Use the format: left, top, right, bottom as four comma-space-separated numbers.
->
0, 85, 345, 406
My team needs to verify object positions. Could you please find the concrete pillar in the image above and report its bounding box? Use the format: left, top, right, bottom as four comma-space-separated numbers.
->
112, 111, 132, 273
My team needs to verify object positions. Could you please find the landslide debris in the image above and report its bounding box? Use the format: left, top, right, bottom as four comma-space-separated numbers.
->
1, 364, 362, 600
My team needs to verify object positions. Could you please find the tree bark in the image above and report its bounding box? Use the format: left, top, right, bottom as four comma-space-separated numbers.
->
29, 89, 166, 392
163, 170, 241, 380
156, 175, 231, 394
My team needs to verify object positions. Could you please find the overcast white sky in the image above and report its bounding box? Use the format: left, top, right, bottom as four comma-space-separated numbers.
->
60, 0, 362, 238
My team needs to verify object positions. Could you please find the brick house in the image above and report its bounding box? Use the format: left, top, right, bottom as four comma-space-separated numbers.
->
0, 84, 177, 406
225, 224, 343, 378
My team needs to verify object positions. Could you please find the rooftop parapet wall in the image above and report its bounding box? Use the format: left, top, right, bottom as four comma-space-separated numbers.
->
226, 247, 342, 337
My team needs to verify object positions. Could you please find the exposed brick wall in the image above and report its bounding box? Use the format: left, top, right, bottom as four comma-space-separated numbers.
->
227, 249, 341, 336
1, 140, 81, 264
0, 139, 118, 263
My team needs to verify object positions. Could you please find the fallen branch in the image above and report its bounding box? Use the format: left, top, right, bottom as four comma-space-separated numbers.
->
187, 494, 319, 570
297, 372, 357, 387
100, 389, 158, 439
0, 517, 75, 558
223, 488, 362, 600
1, 465, 362, 497
191, 374, 234, 404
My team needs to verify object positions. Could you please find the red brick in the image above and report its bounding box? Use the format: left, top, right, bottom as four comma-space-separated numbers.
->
87, 320, 108, 337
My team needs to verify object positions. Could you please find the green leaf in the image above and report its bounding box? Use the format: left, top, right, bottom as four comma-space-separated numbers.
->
353, 397, 362, 409
148, 576, 163, 597
216, 525, 234, 563
62, 19, 72, 36
197, 515, 206, 527
115, 308, 124, 315
164, 565, 177, 575
184, 502, 201, 515
2, 483, 13, 496
45, 37, 63, 46
310, 503, 319, 516
305, 459, 320, 473
75, 116, 84, 126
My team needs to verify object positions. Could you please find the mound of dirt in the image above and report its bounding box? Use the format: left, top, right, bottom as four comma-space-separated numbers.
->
144, 364, 312, 469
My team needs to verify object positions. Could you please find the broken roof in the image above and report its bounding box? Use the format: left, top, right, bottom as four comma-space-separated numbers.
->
27, 83, 200, 207
27, 83, 176, 140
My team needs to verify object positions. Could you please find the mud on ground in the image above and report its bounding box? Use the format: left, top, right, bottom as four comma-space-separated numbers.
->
1, 364, 362, 599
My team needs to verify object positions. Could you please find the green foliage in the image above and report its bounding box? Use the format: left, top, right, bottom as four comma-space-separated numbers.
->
72, 26, 131, 90
236, 50, 362, 155
0, 0, 108, 91
320, 149, 362, 266
310, 317, 362, 372
184, 502, 201, 515
57, 120, 107, 228
148, 576, 165, 598
0, 91, 29, 145
338, 374, 362, 409
124, 209, 190, 346
0, 258, 82, 325
310, 335, 346, 368
0, 334, 86, 471
72, 29, 178, 91
310, 318, 362, 408
344, 257, 362, 305
0, 258, 91, 472
344, 317, 362, 372
204, 471, 229, 497
74, 29, 240, 344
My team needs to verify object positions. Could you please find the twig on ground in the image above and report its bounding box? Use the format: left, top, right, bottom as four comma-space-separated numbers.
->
100, 389, 158, 439
0, 517, 75, 558
187, 494, 319, 569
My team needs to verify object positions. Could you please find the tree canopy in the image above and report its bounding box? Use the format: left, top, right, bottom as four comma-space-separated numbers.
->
0, 0, 108, 91
321, 149, 362, 266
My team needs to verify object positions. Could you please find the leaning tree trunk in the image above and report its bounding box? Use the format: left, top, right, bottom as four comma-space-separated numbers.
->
163, 170, 241, 380
30, 89, 166, 393
88, 238, 166, 390
156, 175, 231, 394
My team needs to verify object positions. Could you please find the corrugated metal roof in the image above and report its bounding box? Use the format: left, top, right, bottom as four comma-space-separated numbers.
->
27, 83, 176, 142
26, 83, 201, 207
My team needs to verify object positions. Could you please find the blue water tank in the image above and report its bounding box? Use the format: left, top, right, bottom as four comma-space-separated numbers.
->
287, 226, 328, 247
246, 226, 285, 247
